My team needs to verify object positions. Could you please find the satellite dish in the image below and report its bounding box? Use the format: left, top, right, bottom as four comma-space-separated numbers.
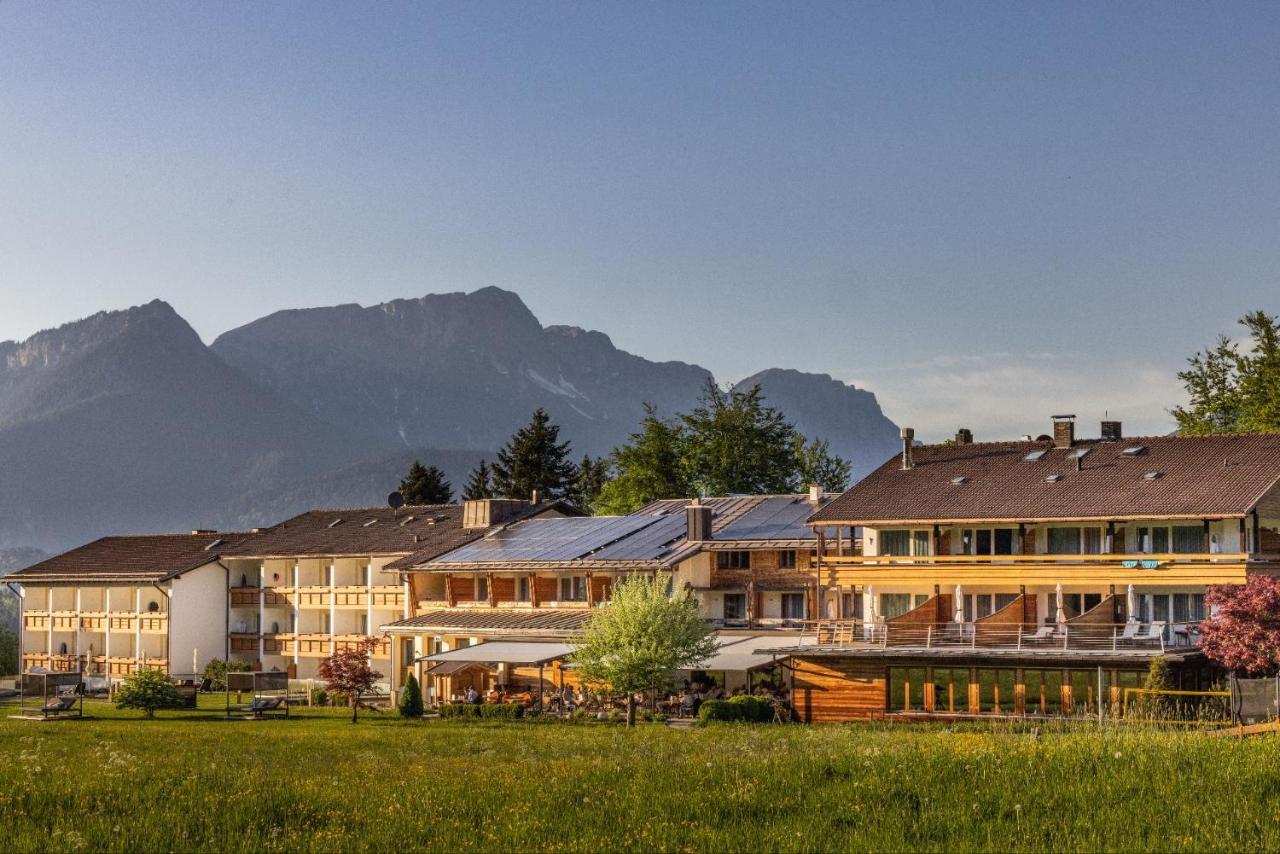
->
388, 491, 405, 509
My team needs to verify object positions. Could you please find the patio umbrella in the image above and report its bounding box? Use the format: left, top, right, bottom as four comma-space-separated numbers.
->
1126, 584, 1137, 622
953, 584, 965, 623
865, 585, 877, 621
1055, 583, 1066, 624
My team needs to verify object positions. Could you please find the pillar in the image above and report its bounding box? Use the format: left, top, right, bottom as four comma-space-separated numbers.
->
328, 562, 337, 654
258, 564, 265, 661
292, 562, 300, 668
134, 588, 143, 668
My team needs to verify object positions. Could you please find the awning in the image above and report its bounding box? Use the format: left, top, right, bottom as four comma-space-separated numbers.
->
416, 640, 574, 666
686, 634, 816, 673
423, 660, 493, 676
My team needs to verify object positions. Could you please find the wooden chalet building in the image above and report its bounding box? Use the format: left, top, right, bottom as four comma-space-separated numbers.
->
783, 416, 1280, 722
217, 499, 566, 682
8, 532, 248, 677
382, 493, 835, 701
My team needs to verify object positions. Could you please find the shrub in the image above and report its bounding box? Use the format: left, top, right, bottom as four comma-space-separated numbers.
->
201, 658, 250, 692
699, 696, 775, 724
115, 669, 187, 718
311, 688, 330, 707
399, 673, 424, 718
438, 703, 481, 719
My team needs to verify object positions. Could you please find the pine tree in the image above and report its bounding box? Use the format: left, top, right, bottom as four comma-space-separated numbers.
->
399, 672, 424, 718
463, 460, 494, 500
399, 460, 453, 504
490, 409, 577, 500
570, 454, 611, 513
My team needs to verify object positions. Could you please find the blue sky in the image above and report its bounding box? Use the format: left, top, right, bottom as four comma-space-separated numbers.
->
2, 3, 1278, 440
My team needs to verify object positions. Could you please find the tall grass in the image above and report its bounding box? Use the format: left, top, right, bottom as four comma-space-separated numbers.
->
0, 697, 1276, 852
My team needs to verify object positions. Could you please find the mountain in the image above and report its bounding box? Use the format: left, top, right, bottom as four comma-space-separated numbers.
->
733, 369, 901, 481
212, 287, 713, 458
0, 301, 375, 550
1, 289, 899, 551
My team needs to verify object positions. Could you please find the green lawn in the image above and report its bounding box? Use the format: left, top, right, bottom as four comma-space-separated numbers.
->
1, 696, 1277, 853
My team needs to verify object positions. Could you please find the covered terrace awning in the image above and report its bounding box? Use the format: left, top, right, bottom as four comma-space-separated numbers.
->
417, 640, 574, 666
687, 634, 817, 673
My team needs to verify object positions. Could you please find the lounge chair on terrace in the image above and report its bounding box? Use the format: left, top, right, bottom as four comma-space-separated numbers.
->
1119, 622, 1140, 640
234, 696, 287, 718
1024, 625, 1058, 643
1134, 621, 1166, 645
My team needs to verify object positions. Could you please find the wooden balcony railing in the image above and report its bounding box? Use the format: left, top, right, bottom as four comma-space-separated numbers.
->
806, 619, 1200, 653
50, 611, 79, 631
138, 615, 168, 633
79, 612, 108, 631
23, 611, 49, 630
819, 552, 1252, 585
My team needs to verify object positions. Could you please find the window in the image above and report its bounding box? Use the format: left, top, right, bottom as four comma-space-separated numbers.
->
887, 667, 928, 712
359, 614, 368, 634
962, 528, 1017, 555
778, 550, 797, 570
932, 668, 971, 713
475, 576, 489, 602
1047, 527, 1082, 554
1082, 528, 1103, 555
994, 592, 1019, 612
716, 551, 752, 570
516, 576, 530, 602
841, 592, 862, 620
879, 593, 912, 620
782, 593, 805, 620
723, 593, 747, 621
912, 530, 930, 556
1140, 525, 1206, 554
559, 576, 587, 602
880, 530, 929, 556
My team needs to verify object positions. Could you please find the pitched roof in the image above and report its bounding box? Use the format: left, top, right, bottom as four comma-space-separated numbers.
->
382, 608, 592, 636
8, 533, 247, 584
219, 504, 468, 559
810, 433, 1280, 526
411, 495, 834, 572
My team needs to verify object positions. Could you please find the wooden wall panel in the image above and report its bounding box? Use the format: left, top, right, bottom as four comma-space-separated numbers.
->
792, 657, 886, 722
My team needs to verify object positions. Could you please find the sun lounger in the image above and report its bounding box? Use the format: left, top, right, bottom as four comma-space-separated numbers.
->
40, 694, 81, 719
1025, 625, 1058, 642
1135, 621, 1166, 644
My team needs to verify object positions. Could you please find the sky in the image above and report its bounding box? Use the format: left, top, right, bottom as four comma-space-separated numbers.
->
2, 3, 1278, 442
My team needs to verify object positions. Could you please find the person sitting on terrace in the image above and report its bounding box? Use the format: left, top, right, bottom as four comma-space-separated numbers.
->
465, 687, 480, 705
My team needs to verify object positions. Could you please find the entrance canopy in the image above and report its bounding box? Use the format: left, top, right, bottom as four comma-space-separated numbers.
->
418, 641, 574, 666
690, 634, 817, 673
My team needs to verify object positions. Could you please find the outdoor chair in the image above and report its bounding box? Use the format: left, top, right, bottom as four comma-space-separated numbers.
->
1135, 621, 1166, 644
1119, 622, 1141, 641
1025, 625, 1058, 643
41, 694, 81, 719
237, 696, 286, 718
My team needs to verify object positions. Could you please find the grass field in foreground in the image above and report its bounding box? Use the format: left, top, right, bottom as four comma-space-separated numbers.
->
1, 696, 1277, 853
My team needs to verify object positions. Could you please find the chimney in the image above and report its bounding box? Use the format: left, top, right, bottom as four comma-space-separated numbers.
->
1052, 415, 1076, 449
686, 499, 713, 541
463, 498, 528, 529
530, 489, 541, 505
900, 427, 915, 470
954, 428, 973, 445
808, 484, 823, 505
1101, 420, 1122, 441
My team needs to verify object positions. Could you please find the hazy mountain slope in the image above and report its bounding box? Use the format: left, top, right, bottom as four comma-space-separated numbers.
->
211, 287, 714, 458
0, 301, 376, 550
733, 368, 901, 480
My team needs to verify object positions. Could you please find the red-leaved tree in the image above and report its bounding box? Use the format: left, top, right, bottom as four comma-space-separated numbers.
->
318, 637, 385, 723
1200, 577, 1280, 676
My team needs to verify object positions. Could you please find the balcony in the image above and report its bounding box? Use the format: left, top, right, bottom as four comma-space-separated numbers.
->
138, 615, 168, 634
819, 552, 1254, 586
23, 611, 49, 630
22, 653, 80, 672
50, 611, 79, 631
79, 612, 108, 631
807, 619, 1199, 654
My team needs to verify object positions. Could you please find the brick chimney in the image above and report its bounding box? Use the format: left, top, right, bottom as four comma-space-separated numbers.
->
954, 428, 973, 445
1101, 420, 1122, 441
900, 427, 915, 470
686, 498, 713, 541
1052, 415, 1076, 449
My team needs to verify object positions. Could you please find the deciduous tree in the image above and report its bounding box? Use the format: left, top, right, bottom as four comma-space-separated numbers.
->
399, 460, 453, 504
1174, 310, 1280, 434
1200, 577, 1280, 676
680, 380, 800, 496
572, 573, 716, 726
319, 638, 385, 723
792, 435, 853, 493
595, 404, 690, 515
115, 668, 186, 718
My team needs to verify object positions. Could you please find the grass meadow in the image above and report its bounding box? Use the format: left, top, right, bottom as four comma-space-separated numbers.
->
1, 696, 1277, 853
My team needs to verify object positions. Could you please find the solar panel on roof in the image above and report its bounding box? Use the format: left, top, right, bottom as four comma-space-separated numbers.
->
431, 515, 663, 564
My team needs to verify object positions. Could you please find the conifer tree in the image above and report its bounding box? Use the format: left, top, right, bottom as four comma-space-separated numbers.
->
399, 672, 424, 718
399, 460, 453, 504
570, 454, 611, 513
490, 409, 577, 500
463, 459, 494, 500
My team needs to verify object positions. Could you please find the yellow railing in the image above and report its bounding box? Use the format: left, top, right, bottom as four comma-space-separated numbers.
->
818, 553, 1252, 586
822, 552, 1248, 565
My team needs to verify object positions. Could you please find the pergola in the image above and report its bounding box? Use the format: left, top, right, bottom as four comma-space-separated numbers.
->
17, 671, 84, 720
225, 671, 290, 719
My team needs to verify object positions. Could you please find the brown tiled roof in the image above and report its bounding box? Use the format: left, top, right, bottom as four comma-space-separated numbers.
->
382, 608, 592, 636
810, 433, 1280, 526
220, 505, 465, 558
9, 533, 248, 584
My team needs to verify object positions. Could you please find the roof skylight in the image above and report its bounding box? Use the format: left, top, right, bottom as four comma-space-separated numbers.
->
1123, 446, 1148, 456
326, 518, 343, 528
1024, 450, 1048, 462
1045, 474, 1064, 482
1142, 471, 1163, 480
950, 476, 968, 485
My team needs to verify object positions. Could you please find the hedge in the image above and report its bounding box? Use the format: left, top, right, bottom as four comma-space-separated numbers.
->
438, 703, 524, 720
698, 695, 774, 723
